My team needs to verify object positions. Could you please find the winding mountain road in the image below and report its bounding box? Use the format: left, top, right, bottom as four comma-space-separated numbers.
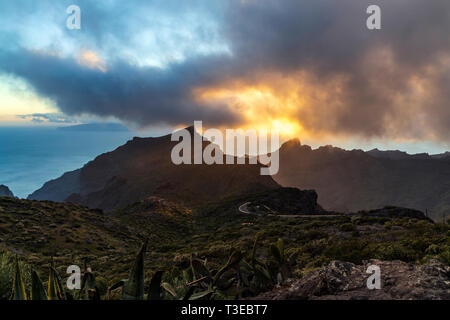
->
238, 202, 340, 218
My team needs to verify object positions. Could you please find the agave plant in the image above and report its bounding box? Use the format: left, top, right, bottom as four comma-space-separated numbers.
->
108, 240, 165, 300
162, 269, 215, 300
78, 260, 100, 300
237, 235, 274, 296
109, 241, 148, 300
11, 257, 61, 300
47, 258, 68, 300
160, 249, 242, 301
269, 238, 292, 283
7, 236, 291, 301
30, 270, 47, 300
12, 258, 27, 300
148, 270, 164, 300
161, 273, 197, 300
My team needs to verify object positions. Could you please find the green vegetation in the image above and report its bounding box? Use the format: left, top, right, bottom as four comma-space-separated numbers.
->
0, 196, 449, 300
3, 237, 293, 300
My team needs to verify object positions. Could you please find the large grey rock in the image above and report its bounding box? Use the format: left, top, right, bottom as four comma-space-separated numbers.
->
251, 259, 450, 300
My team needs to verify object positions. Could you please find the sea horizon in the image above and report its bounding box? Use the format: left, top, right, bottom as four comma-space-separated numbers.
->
0, 126, 135, 198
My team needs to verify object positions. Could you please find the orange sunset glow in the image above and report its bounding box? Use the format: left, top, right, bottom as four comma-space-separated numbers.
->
192, 71, 349, 141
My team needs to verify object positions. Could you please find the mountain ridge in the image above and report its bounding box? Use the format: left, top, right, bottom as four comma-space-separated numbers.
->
274, 140, 450, 220
28, 129, 279, 211
0, 185, 14, 198
28, 130, 450, 218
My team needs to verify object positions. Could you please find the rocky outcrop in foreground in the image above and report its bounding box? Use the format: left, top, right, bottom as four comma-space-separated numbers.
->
252, 260, 450, 300
355, 206, 433, 222
243, 187, 324, 215
0, 185, 14, 197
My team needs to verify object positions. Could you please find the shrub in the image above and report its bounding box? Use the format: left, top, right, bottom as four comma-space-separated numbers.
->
324, 240, 375, 264
340, 223, 356, 232
438, 245, 450, 265
425, 244, 441, 255
377, 244, 416, 262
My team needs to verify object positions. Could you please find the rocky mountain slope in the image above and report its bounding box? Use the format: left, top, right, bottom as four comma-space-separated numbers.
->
28, 128, 279, 211
1, 195, 448, 300
274, 139, 450, 220
28, 129, 450, 219
0, 196, 192, 282
0, 185, 13, 198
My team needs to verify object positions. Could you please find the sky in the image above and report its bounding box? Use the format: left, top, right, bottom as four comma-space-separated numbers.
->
0, 0, 450, 153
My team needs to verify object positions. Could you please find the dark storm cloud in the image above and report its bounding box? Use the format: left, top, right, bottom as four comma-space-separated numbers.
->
0, 49, 237, 126
1, 0, 450, 140
222, 0, 450, 140
225, 0, 450, 73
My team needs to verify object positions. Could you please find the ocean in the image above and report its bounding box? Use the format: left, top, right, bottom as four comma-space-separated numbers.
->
0, 127, 135, 198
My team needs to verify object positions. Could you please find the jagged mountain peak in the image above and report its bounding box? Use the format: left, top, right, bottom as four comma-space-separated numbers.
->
0, 185, 14, 198
28, 128, 279, 211
274, 143, 450, 220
